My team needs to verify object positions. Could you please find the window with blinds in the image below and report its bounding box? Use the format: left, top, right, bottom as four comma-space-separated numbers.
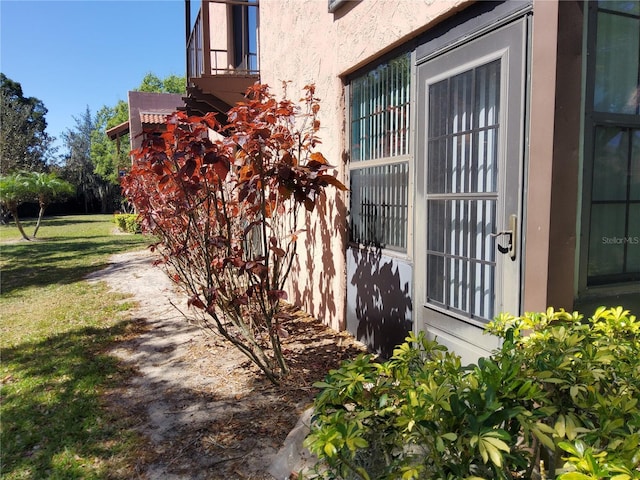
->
349, 53, 411, 252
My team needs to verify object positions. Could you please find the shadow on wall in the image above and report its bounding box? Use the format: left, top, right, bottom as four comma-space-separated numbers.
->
290, 190, 347, 331
347, 246, 413, 359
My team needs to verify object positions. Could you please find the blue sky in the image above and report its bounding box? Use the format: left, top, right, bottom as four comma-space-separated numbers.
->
1, 0, 186, 154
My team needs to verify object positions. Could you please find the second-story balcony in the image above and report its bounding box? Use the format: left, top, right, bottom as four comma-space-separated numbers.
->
185, 0, 259, 118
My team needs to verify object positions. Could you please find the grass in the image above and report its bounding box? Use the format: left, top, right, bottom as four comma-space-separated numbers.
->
1, 214, 152, 479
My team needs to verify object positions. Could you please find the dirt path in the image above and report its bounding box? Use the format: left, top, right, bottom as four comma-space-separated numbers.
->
86, 249, 364, 479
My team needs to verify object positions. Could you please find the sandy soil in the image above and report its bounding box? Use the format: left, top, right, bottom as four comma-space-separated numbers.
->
86, 248, 365, 479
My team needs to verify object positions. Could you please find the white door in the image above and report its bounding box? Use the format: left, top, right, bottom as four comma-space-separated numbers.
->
414, 18, 527, 364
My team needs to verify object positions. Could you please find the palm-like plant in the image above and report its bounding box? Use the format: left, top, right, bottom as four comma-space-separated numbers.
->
0, 171, 75, 240
0, 171, 36, 240
30, 172, 75, 237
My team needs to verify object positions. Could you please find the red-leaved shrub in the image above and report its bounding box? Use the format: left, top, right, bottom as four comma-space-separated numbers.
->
122, 83, 346, 383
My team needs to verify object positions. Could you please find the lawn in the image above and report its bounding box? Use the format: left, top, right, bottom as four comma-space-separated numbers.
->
1, 214, 151, 479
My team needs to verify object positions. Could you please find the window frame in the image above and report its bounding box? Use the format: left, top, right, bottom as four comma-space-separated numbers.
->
578, 0, 640, 296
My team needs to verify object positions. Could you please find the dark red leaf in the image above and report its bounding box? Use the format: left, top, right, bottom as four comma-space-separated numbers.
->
267, 290, 288, 301
232, 295, 249, 306
278, 166, 293, 180
182, 158, 196, 178
152, 162, 164, 176
246, 261, 268, 277
230, 256, 245, 268
188, 295, 206, 310
317, 175, 348, 191
304, 197, 315, 212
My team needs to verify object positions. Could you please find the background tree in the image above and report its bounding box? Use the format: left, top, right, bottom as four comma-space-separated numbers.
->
160, 74, 186, 94
137, 73, 163, 92
87, 73, 187, 213
90, 102, 130, 210
91, 106, 126, 184
0, 73, 56, 174
61, 107, 102, 213
138, 72, 186, 94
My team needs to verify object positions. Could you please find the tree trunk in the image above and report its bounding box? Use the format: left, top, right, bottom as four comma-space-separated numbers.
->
32, 203, 46, 238
10, 207, 30, 241
100, 188, 108, 214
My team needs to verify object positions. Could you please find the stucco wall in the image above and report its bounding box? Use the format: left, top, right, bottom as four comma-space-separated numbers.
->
258, 0, 470, 330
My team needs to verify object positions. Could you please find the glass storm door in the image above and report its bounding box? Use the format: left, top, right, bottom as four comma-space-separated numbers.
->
415, 19, 527, 363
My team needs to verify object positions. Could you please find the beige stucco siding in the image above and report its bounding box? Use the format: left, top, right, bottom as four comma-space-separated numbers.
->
258, 0, 470, 330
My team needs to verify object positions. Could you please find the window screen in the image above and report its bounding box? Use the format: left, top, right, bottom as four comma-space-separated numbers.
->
425, 60, 501, 321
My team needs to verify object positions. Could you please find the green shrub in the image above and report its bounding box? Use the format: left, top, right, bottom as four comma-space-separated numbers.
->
488, 306, 640, 480
113, 213, 140, 234
304, 307, 640, 480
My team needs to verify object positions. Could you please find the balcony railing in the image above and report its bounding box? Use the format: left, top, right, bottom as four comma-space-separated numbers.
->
186, 0, 259, 81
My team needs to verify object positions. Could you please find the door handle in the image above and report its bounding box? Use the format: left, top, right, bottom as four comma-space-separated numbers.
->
490, 214, 517, 260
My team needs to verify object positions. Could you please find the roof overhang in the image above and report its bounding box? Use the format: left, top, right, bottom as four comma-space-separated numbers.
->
106, 120, 130, 140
